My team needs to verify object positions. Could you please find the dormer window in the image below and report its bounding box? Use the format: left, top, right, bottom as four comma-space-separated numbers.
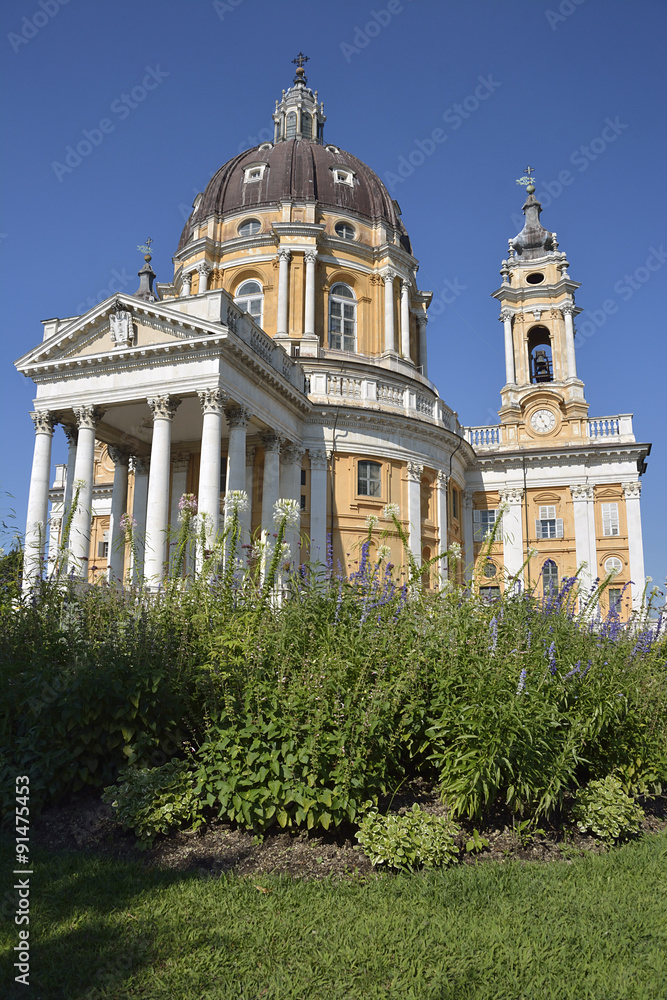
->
243, 163, 267, 184
238, 218, 261, 237
331, 167, 354, 186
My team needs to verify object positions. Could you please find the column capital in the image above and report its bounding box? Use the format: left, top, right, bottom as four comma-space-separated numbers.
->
623, 481, 642, 499
380, 266, 396, 283
261, 432, 284, 453
225, 404, 251, 428
62, 423, 77, 446
414, 312, 428, 328
148, 395, 181, 421
560, 302, 575, 317
304, 250, 318, 265
277, 248, 292, 263
283, 442, 305, 465
30, 410, 56, 435
435, 470, 449, 488
73, 405, 105, 430
197, 387, 226, 415
309, 448, 328, 470
107, 445, 130, 467
406, 461, 424, 483
499, 486, 523, 505
196, 262, 211, 276
400, 277, 411, 291
130, 455, 150, 476
570, 483, 595, 501
500, 308, 514, 323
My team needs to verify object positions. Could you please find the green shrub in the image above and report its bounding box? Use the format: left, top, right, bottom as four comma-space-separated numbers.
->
572, 775, 645, 843
356, 804, 460, 869
102, 759, 200, 847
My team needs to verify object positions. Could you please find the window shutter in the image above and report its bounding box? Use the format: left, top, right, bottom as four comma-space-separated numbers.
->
534, 519, 543, 540
473, 509, 482, 540
539, 505, 557, 520
555, 518, 564, 538
602, 503, 619, 536
97, 541, 105, 557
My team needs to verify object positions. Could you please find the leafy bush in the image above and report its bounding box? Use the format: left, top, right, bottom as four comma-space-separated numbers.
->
356, 804, 460, 869
102, 759, 200, 847
572, 775, 645, 843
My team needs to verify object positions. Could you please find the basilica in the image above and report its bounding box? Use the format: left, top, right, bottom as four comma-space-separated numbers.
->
17, 63, 650, 615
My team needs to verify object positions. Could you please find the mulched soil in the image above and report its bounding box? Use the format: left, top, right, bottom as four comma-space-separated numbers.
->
31, 781, 667, 881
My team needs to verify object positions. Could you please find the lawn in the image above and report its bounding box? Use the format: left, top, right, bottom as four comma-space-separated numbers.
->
1, 832, 666, 999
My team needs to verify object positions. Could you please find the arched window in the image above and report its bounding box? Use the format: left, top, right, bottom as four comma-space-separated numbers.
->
285, 112, 297, 138
238, 218, 261, 238
329, 283, 356, 351
528, 326, 553, 383
542, 559, 559, 596
234, 279, 263, 325
301, 112, 312, 139
357, 460, 381, 497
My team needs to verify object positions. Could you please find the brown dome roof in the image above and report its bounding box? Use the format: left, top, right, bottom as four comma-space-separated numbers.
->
177, 139, 411, 253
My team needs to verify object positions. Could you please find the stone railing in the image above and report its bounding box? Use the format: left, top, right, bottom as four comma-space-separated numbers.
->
465, 413, 635, 452
587, 414, 634, 440
466, 424, 503, 448
306, 369, 462, 435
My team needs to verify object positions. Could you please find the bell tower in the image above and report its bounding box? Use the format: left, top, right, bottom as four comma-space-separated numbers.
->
491, 169, 588, 447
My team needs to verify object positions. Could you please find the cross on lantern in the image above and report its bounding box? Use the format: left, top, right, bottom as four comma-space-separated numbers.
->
292, 52, 309, 69
516, 165, 536, 187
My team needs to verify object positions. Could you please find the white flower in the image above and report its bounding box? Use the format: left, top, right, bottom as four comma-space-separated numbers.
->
449, 541, 462, 559
377, 545, 391, 560
224, 490, 249, 515
273, 498, 300, 526
365, 514, 379, 530
279, 542, 291, 562
251, 541, 266, 560
382, 503, 400, 520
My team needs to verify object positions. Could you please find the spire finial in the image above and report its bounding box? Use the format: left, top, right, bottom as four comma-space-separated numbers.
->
137, 236, 154, 262
516, 165, 536, 195
292, 51, 309, 84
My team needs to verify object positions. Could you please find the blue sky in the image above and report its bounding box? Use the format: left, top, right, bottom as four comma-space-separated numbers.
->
1, 0, 665, 590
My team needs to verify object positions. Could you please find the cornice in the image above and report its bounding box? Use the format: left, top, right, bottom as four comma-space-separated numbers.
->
474, 441, 652, 472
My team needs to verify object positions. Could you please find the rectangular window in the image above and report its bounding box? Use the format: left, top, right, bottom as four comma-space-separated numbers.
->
300, 494, 307, 511
535, 505, 563, 539
220, 459, 227, 495
602, 502, 620, 536
473, 509, 498, 541
300, 469, 307, 486
357, 460, 382, 497
479, 586, 501, 602
451, 488, 459, 521
329, 300, 356, 351
609, 587, 622, 612
97, 541, 109, 558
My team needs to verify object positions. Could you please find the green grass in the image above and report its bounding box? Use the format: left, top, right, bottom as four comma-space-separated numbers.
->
2, 833, 666, 999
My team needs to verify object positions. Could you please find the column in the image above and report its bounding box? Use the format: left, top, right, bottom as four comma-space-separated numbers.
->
501, 309, 516, 385
68, 405, 104, 576
400, 280, 411, 359
276, 249, 291, 336
561, 304, 577, 380
107, 446, 129, 582
196, 262, 211, 294
382, 268, 396, 354
499, 487, 524, 587
62, 424, 77, 519
308, 449, 328, 567
225, 406, 250, 494
23, 410, 55, 590
260, 433, 283, 564
130, 457, 149, 579
304, 251, 317, 338
197, 389, 224, 559
406, 462, 423, 569
623, 482, 646, 611
144, 395, 180, 585
182, 270, 192, 296
416, 314, 428, 378
169, 454, 191, 535
570, 484, 596, 589
281, 443, 304, 566
435, 470, 449, 584
244, 446, 256, 543
463, 488, 476, 584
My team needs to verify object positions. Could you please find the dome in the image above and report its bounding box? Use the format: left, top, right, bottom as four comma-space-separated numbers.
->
177, 139, 411, 253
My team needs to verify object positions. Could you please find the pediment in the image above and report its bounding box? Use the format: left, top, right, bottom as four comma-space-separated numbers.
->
17, 294, 211, 369
533, 491, 562, 503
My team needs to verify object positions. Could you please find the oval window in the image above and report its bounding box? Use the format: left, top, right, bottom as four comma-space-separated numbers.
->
238, 219, 261, 237
526, 272, 545, 285
335, 221, 355, 240
604, 556, 623, 575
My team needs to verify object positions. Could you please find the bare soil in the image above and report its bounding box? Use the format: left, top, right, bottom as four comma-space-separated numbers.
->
31, 781, 667, 881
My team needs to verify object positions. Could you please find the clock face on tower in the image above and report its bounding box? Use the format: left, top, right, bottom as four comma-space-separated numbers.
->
530, 408, 557, 433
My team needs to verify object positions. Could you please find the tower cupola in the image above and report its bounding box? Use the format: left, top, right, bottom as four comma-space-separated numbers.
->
273, 53, 326, 144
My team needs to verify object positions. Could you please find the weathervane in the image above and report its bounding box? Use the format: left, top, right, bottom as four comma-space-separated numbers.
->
516, 165, 536, 189
137, 237, 153, 257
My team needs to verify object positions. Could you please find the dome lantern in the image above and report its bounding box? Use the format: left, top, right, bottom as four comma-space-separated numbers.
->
273, 54, 326, 144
